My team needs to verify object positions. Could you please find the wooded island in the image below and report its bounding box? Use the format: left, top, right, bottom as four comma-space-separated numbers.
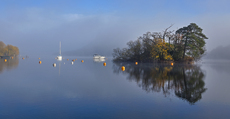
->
0, 41, 19, 57
113, 23, 208, 63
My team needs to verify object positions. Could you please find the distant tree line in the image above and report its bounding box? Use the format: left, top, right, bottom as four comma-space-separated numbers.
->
113, 23, 208, 62
0, 41, 19, 56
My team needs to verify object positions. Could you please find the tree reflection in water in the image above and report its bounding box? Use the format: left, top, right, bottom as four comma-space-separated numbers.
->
113, 62, 206, 104
0, 58, 19, 74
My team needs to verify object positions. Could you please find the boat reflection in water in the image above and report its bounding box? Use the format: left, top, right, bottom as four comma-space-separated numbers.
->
113, 62, 207, 104
0, 58, 19, 74
93, 58, 106, 62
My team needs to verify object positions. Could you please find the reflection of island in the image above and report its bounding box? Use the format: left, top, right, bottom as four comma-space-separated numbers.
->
0, 58, 19, 74
113, 63, 206, 104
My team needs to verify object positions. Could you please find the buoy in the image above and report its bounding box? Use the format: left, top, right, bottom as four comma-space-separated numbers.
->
22, 58, 25, 59
39, 61, 42, 64
81, 60, 84, 62
4, 59, 7, 62
53, 63, 56, 67
71, 61, 74, 65
135, 62, 138, 65
103, 62, 106, 66
64, 62, 65, 64
121, 66, 125, 71
67, 59, 69, 61
72, 59, 75, 62
38, 58, 40, 59
171, 63, 174, 66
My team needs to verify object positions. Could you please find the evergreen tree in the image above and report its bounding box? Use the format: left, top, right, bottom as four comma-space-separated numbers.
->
176, 23, 208, 61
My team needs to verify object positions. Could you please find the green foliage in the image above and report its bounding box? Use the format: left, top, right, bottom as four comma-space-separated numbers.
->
113, 23, 208, 62
0, 41, 19, 56
113, 39, 143, 62
175, 23, 208, 61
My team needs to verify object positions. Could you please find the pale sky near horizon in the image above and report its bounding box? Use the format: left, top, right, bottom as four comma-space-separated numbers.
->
0, 0, 229, 56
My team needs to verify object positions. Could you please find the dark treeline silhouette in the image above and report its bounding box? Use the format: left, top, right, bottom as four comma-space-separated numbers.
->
0, 41, 19, 57
0, 58, 19, 74
113, 63, 206, 104
113, 23, 208, 63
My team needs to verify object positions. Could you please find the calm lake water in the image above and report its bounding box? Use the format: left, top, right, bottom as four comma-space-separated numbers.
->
0, 56, 230, 119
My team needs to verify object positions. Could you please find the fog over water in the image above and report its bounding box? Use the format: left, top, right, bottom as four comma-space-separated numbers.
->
0, 0, 230, 58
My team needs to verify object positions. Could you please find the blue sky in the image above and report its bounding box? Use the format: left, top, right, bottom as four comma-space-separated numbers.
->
0, 0, 230, 56
0, 0, 209, 16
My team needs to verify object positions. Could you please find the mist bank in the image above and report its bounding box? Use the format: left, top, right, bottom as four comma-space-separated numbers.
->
203, 44, 230, 60
63, 47, 113, 57
62, 38, 117, 57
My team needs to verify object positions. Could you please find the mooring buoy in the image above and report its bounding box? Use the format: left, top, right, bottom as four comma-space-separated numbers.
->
121, 66, 125, 71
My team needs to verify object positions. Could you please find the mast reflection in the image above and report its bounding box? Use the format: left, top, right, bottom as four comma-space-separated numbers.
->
113, 63, 207, 104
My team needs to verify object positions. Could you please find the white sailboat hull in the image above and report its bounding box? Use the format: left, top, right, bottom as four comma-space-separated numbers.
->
57, 55, 62, 60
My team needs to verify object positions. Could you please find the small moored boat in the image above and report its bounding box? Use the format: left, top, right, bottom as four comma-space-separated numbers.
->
93, 54, 105, 59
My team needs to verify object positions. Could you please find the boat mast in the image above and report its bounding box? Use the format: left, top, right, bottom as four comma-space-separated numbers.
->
59, 41, 61, 55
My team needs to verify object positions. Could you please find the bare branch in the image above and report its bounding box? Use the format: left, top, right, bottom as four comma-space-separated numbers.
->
163, 24, 174, 40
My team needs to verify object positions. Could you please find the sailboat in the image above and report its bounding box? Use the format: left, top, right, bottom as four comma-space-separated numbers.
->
57, 42, 62, 60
